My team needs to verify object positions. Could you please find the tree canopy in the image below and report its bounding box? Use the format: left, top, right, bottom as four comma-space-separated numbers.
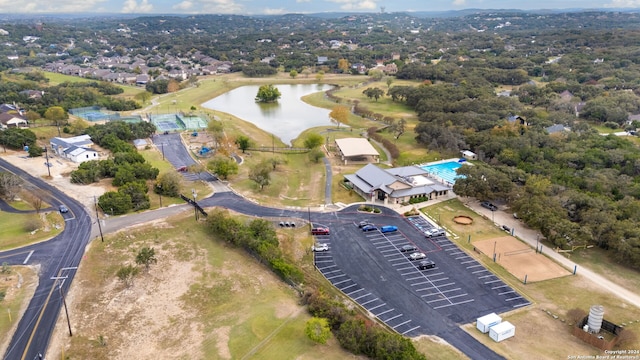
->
255, 84, 281, 103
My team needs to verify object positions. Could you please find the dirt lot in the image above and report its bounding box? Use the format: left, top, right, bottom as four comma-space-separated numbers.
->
474, 236, 570, 282
3, 150, 109, 208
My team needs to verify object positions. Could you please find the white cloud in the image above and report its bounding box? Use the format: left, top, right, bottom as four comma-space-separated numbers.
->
173, 0, 193, 10
264, 7, 286, 14
195, 0, 244, 13
0, 0, 107, 13
296, 0, 311, 2
326, 0, 378, 11
121, 0, 153, 13
604, 0, 640, 7
453, 0, 466, 6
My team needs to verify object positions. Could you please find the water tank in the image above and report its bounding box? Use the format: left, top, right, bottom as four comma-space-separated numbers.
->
583, 324, 589, 332
588, 305, 604, 333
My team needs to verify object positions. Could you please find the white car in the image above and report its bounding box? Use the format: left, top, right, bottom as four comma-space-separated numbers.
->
312, 243, 329, 252
425, 228, 445, 238
409, 252, 427, 261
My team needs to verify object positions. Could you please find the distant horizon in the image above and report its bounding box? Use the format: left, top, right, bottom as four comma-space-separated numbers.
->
0, 0, 638, 17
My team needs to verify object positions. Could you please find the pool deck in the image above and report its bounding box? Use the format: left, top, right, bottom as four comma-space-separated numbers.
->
418, 157, 469, 187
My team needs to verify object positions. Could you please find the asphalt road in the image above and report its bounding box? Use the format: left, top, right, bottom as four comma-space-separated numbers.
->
0, 158, 92, 360
152, 132, 217, 181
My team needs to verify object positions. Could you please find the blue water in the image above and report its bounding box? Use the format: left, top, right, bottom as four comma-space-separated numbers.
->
420, 160, 465, 184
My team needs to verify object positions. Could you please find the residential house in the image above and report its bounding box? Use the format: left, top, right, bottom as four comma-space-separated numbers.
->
0, 113, 28, 129
545, 124, 570, 135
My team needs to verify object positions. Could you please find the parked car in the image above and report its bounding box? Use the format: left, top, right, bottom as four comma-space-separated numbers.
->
59, 205, 69, 213
400, 244, 417, 252
380, 225, 398, 233
409, 252, 427, 261
312, 243, 329, 252
361, 224, 377, 232
358, 220, 373, 228
417, 259, 436, 270
502, 225, 511, 232
424, 228, 445, 238
311, 227, 330, 235
480, 201, 498, 211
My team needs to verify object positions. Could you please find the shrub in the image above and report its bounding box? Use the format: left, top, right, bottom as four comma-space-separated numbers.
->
23, 216, 41, 232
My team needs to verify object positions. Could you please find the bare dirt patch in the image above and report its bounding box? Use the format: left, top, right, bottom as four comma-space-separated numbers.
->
474, 236, 570, 282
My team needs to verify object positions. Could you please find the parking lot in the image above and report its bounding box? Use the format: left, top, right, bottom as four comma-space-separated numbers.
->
312, 208, 529, 356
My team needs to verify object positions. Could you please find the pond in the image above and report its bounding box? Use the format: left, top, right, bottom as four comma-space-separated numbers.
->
202, 84, 334, 145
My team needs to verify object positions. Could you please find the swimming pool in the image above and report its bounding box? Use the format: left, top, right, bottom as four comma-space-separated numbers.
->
420, 160, 466, 185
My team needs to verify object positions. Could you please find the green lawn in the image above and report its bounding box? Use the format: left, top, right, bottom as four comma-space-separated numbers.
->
0, 210, 64, 251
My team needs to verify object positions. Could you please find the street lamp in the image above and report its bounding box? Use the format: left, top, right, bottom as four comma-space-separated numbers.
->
158, 184, 162, 208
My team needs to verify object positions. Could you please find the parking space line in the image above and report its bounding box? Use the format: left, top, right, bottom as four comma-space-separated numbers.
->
391, 261, 412, 267
384, 253, 405, 258
411, 281, 434, 286
499, 290, 515, 295
384, 314, 403, 322
407, 273, 432, 279
323, 269, 341, 275
375, 308, 395, 317
513, 302, 530, 308
460, 260, 476, 264
449, 251, 464, 255
505, 296, 523, 302
492, 284, 508, 290
478, 275, 494, 279
397, 265, 416, 271
456, 256, 470, 260
472, 269, 488, 274
317, 265, 336, 271
353, 293, 371, 301
393, 319, 412, 329
484, 279, 502, 284
402, 326, 421, 335
426, 297, 448, 304
445, 293, 468, 300
430, 282, 455, 287
369, 303, 387, 311
415, 287, 436, 292
426, 272, 445, 277
333, 279, 352, 286
466, 264, 483, 269
340, 283, 358, 291
360, 298, 379, 306
315, 259, 334, 264
326, 273, 347, 280
380, 248, 398, 253
347, 288, 364, 296
433, 299, 475, 309
429, 277, 450, 282
420, 287, 461, 296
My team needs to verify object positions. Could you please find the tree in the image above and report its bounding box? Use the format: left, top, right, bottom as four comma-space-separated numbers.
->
303, 133, 324, 149
155, 171, 182, 197
617, 329, 638, 348
0, 172, 23, 200
386, 76, 394, 89
363, 87, 385, 101
235, 135, 252, 153
249, 162, 271, 190
134, 91, 152, 104
207, 156, 238, 180
43, 106, 67, 136
392, 118, 406, 139
116, 264, 139, 288
135, 247, 157, 272
329, 105, 349, 128
368, 69, 383, 81
255, 84, 281, 103
308, 148, 324, 163
289, 69, 298, 78
566, 308, 587, 324
338, 58, 350, 73
305, 317, 332, 344
315, 70, 325, 83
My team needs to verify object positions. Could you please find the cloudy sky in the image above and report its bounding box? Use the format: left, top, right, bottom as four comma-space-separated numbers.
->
3, 0, 639, 15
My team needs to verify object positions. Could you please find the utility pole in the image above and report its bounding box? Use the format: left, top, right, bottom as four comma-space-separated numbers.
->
192, 189, 198, 221
59, 281, 72, 336
44, 147, 51, 177
160, 143, 165, 160
94, 196, 104, 242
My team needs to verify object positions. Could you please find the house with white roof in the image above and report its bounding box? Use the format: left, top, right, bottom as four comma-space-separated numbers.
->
344, 164, 451, 205
49, 135, 98, 163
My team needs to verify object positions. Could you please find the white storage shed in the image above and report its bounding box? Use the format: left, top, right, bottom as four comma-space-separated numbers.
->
476, 313, 502, 333
489, 321, 515, 342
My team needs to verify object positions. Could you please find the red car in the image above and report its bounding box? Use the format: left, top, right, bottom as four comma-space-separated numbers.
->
311, 227, 330, 235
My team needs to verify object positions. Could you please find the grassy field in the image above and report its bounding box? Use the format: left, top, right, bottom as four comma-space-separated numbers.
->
0, 208, 64, 251
0, 266, 38, 355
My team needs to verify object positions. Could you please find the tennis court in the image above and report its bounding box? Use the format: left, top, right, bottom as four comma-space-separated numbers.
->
70, 106, 120, 122
178, 115, 208, 130
150, 114, 185, 132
